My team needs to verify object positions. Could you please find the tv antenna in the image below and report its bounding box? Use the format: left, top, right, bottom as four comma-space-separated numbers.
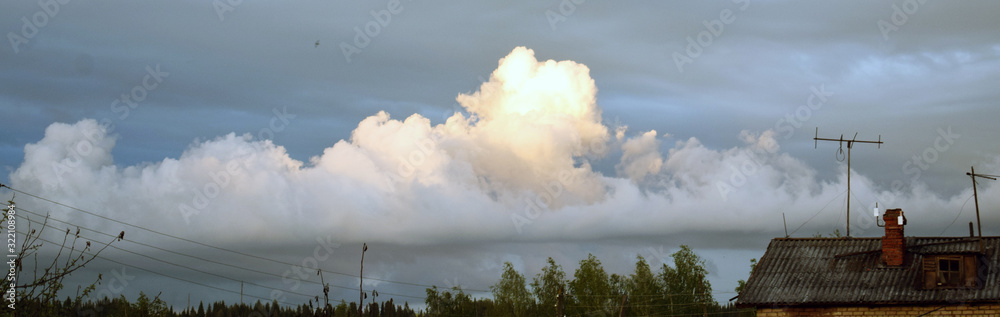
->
966, 166, 997, 252
814, 128, 883, 237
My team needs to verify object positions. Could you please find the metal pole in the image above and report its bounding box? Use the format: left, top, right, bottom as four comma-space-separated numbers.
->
814, 129, 882, 238
965, 167, 996, 252
782, 213, 788, 238
847, 142, 851, 237
971, 166, 983, 252
360, 243, 367, 317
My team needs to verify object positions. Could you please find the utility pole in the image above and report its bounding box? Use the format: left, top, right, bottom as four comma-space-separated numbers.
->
783, 213, 789, 238
359, 243, 368, 317
966, 166, 996, 252
814, 128, 883, 237
320, 269, 331, 314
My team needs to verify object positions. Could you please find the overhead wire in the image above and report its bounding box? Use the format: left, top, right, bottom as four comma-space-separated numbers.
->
788, 188, 847, 236
5, 185, 747, 304
1, 185, 488, 294
14, 208, 327, 301
939, 193, 975, 236
17, 206, 345, 290
11, 226, 300, 307
14, 205, 427, 301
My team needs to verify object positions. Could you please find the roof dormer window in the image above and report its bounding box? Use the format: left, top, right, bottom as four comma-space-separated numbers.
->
922, 254, 980, 289
937, 256, 962, 287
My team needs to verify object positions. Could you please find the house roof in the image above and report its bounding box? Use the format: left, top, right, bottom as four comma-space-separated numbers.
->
736, 236, 1000, 307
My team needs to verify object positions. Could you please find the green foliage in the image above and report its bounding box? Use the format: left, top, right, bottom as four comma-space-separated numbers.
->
132, 291, 169, 316
425, 285, 490, 316
530, 257, 565, 316
627, 255, 662, 316
477, 248, 753, 316
660, 245, 714, 315
490, 262, 531, 316
734, 258, 758, 295
15, 296, 417, 317
567, 253, 614, 315
0, 196, 122, 316
1, 192, 746, 317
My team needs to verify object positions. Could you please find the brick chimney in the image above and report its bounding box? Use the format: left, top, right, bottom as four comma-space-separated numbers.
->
882, 208, 905, 266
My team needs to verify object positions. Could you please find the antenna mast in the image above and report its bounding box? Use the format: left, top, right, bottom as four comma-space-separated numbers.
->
966, 166, 997, 252
814, 128, 883, 237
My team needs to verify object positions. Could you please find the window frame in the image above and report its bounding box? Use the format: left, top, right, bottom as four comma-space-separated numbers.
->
935, 256, 963, 287
922, 254, 981, 290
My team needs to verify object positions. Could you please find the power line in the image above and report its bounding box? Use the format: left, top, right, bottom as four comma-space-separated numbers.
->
16, 206, 348, 291
789, 188, 847, 236
6, 185, 746, 304
12, 226, 300, 307
1, 184, 487, 294
15, 210, 326, 301
15, 206, 427, 301
939, 193, 975, 236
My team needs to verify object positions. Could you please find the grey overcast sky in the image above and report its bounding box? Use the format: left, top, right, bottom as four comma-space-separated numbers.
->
2, 0, 1000, 310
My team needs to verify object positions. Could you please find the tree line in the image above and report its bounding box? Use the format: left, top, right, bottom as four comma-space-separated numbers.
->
424, 245, 754, 317
2, 196, 755, 316
21, 294, 420, 316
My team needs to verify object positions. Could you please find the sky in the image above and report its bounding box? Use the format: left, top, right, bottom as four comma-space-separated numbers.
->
2, 0, 1000, 311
